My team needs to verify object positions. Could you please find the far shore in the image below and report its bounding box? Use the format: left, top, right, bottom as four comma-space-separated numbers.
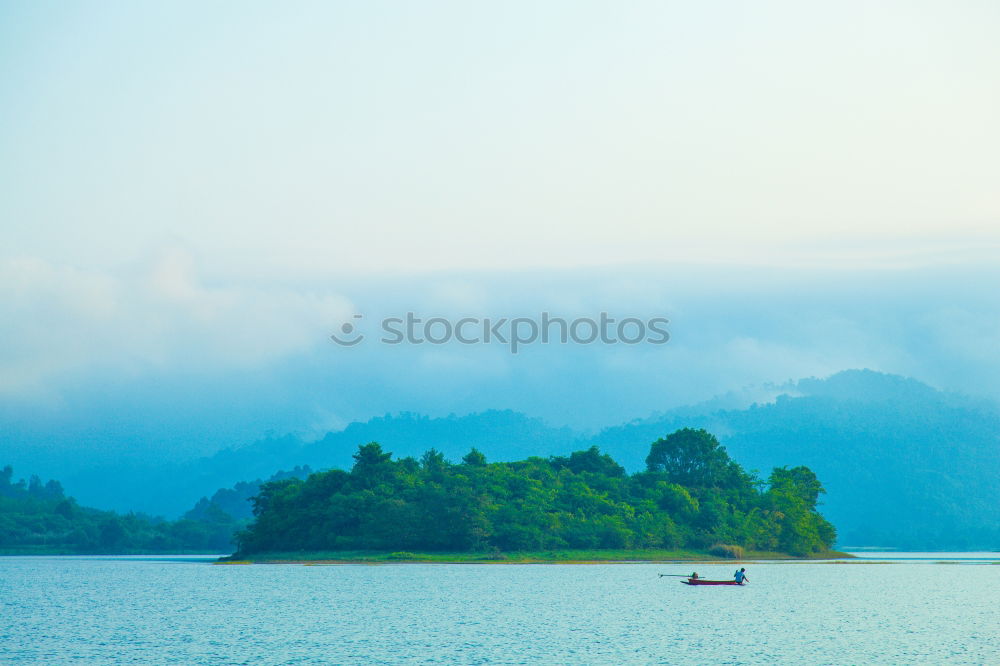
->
217, 548, 855, 565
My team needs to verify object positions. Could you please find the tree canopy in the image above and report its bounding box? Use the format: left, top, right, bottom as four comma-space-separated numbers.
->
237, 430, 836, 556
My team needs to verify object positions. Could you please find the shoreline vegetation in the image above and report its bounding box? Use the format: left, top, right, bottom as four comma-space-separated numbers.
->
218, 548, 855, 564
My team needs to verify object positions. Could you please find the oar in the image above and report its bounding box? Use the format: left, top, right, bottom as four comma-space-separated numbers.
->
658, 574, 694, 578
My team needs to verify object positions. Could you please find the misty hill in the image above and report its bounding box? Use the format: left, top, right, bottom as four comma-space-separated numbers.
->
0, 465, 232, 553
305, 409, 579, 470
61, 370, 1000, 549
0, 464, 315, 554
69, 410, 581, 517
589, 370, 1000, 549
183, 466, 312, 523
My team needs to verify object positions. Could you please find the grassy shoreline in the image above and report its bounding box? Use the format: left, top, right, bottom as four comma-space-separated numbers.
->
218, 548, 855, 564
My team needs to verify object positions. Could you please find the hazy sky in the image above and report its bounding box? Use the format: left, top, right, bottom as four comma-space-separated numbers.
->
3, 1, 998, 274
2, 2, 998, 475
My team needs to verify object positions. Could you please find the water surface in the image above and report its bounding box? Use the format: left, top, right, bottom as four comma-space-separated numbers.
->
2, 553, 998, 664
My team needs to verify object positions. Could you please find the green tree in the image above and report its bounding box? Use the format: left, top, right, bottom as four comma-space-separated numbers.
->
646, 428, 734, 487
462, 448, 487, 466
551, 446, 626, 477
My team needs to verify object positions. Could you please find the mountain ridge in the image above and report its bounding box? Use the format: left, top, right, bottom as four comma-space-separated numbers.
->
54, 369, 1000, 549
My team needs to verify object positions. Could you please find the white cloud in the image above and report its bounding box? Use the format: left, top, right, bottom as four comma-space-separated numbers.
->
0, 249, 354, 398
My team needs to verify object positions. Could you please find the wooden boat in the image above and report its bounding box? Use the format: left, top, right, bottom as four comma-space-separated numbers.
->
681, 578, 743, 586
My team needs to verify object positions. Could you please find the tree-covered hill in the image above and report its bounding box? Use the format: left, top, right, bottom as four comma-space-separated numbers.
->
590, 371, 1000, 549
0, 465, 233, 553
0, 465, 308, 554
65, 410, 577, 518
235, 429, 836, 558
37, 370, 1000, 550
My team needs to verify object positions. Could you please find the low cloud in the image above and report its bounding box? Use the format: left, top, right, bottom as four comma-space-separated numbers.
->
2, 259, 998, 474
0, 249, 354, 398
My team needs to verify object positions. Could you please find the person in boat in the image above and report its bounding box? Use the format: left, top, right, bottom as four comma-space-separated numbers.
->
690, 572, 699, 580
734, 568, 748, 584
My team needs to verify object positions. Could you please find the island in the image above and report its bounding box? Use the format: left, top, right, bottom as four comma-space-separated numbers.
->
225, 428, 847, 563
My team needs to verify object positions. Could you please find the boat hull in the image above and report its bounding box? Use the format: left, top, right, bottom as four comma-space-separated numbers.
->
681, 579, 743, 586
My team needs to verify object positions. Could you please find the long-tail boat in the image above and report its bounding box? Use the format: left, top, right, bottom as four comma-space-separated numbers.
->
681, 578, 744, 586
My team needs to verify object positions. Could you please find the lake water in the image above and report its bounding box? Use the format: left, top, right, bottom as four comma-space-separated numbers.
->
2, 553, 999, 664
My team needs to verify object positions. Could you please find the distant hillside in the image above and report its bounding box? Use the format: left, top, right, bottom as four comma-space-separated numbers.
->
0, 465, 234, 553
183, 466, 312, 523
0, 464, 315, 554
589, 370, 1000, 549
303, 410, 580, 469
61, 370, 1000, 549
68, 410, 581, 517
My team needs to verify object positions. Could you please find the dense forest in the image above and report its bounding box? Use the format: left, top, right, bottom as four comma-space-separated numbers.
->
0, 465, 307, 554
236, 429, 836, 557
